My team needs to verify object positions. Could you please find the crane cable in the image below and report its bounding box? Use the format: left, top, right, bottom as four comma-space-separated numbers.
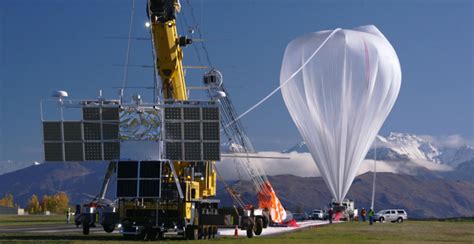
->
121, 0, 137, 97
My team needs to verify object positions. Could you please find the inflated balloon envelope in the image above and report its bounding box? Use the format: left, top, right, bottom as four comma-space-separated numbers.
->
280, 25, 401, 203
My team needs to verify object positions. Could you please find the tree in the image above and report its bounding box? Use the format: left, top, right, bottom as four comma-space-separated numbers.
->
40, 192, 70, 214
41, 195, 52, 213
0, 193, 14, 208
27, 195, 41, 214
55, 192, 69, 214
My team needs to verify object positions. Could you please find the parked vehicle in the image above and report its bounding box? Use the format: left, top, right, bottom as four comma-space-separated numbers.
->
312, 209, 324, 220
374, 209, 408, 223
293, 213, 309, 221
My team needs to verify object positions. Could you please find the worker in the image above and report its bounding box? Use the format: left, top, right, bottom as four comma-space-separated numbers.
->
368, 208, 375, 225
66, 208, 71, 224
360, 208, 366, 222
328, 208, 333, 224
353, 208, 358, 222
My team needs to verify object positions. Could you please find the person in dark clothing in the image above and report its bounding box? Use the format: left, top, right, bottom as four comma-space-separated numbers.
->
328, 208, 334, 224
360, 208, 367, 222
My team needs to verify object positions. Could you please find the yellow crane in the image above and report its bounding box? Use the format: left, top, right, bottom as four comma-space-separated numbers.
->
115, 0, 217, 240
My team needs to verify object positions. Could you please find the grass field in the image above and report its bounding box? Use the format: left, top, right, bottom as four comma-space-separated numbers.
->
0, 215, 64, 226
0, 215, 473, 243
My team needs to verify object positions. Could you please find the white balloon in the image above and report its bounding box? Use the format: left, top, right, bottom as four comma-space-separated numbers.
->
280, 25, 401, 203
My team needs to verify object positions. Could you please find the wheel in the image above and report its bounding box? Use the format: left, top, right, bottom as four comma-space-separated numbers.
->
246, 225, 254, 238
185, 226, 198, 240
397, 217, 403, 223
82, 221, 90, 235
212, 226, 217, 238
103, 224, 115, 233
201, 227, 208, 239
379, 217, 384, 223
198, 226, 203, 239
208, 226, 212, 239
262, 211, 270, 228
144, 228, 158, 241
254, 218, 263, 236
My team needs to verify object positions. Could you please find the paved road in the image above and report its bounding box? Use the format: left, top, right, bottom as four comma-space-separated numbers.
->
0, 220, 330, 237
219, 220, 330, 237
0, 224, 117, 234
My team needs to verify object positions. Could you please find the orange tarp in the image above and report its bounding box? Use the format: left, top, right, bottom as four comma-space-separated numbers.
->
257, 181, 287, 223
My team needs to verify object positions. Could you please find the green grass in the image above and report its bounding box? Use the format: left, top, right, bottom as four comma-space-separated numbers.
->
0, 216, 473, 243
0, 215, 65, 226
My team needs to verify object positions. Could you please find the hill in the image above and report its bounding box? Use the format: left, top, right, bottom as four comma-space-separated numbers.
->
0, 162, 472, 219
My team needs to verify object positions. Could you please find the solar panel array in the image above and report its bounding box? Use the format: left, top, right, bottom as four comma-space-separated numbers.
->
43, 106, 120, 161
116, 161, 161, 198
163, 103, 220, 161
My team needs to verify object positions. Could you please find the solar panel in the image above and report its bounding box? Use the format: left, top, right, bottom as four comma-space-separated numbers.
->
164, 107, 181, 120
140, 161, 161, 178
202, 122, 219, 140
65, 143, 84, 161
163, 102, 220, 161
42, 103, 122, 162
117, 180, 137, 197
104, 142, 120, 160
184, 142, 201, 161
202, 107, 219, 120
103, 123, 119, 140
44, 143, 63, 161
102, 107, 119, 120
139, 180, 160, 197
184, 122, 200, 140
43, 122, 62, 141
85, 142, 102, 160
183, 107, 200, 120
117, 161, 138, 178
63, 122, 82, 141
165, 142, 182, 160
83, 122, 101, 140
83, 107, 100, 120
203, 142, 220, 161
116, 161, 161, 198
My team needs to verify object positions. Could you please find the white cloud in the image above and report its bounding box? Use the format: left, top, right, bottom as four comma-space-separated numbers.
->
215, 151, 454, 180
419, 134, 473, 148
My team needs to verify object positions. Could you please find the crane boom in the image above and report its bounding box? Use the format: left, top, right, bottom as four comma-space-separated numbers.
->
148, 0, 189, 100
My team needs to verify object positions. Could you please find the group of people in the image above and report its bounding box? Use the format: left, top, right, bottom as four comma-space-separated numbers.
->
327, 207, 376, 225
356, 207, 376, 224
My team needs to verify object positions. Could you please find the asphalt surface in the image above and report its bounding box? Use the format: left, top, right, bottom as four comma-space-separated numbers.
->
0, 220, 330, 236
0, 224, 117, 234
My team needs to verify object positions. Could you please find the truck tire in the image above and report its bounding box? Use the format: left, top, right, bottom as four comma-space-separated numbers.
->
82, 221, 90, 235
185, 226, 198, 240
212, 226, 217, 238
103, 223, 115, 233
246, 225, 254, 238
254, 218, 263, 236
397, 217, 403, 223
262, 211, 270, 228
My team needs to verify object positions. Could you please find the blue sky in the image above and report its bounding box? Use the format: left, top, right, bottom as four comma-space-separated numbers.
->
0, 0, 472, 161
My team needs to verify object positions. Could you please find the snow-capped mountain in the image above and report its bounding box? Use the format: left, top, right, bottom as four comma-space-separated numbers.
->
282, 132, 474, 166
372, 133, 442, 163
0, 160, 36, 176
